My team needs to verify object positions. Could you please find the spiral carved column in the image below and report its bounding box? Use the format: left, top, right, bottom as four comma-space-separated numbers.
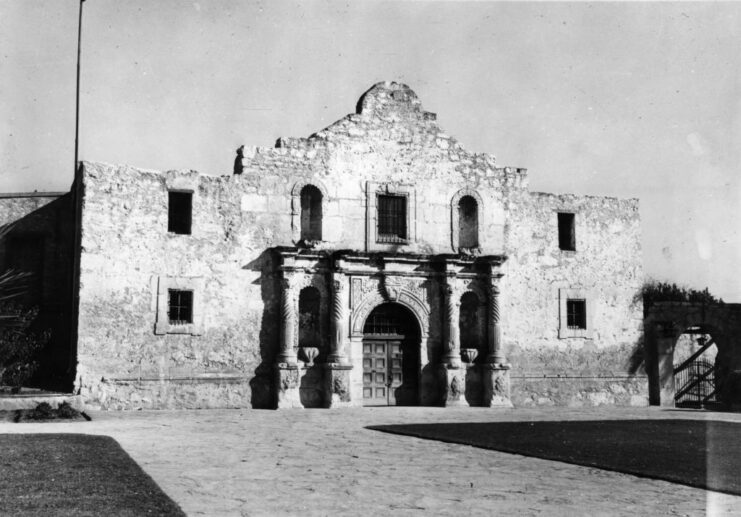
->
328, 273, 347, 364
487, 275, 505, 365
444, 281, 462, 368
482, 271, 512, 407
277, 277, 298, 364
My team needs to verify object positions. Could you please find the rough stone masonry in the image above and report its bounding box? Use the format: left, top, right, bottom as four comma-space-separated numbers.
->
65, 81, 645, 409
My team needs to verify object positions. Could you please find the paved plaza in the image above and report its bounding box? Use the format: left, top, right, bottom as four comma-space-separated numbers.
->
2, 406, 741, 516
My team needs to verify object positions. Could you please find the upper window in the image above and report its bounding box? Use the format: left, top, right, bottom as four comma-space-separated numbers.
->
168, 191, 192, 235
458, 196, 479, 249
566, 299, 587, 329
168, 289, 193, 325
377, 194, 407, 243
300, 185, 323, 242
558, 212, 575, 251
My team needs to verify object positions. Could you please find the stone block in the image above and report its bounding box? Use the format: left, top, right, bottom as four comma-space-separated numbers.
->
441, 365, 468, 407
482, 364, 513, 408
323, 365, 353, 408
275, 364, 302, 409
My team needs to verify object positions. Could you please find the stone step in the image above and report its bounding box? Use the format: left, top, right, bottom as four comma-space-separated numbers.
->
0, 390, 84, 411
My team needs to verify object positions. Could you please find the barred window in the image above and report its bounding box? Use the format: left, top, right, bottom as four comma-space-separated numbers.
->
566, 299, 586, 329
377, 194, 407, 243
168, 289, 193, 325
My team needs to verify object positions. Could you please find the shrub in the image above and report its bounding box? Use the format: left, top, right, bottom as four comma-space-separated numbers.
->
29, 402, 54, 420
56, 401, 79, 419
0, 303, 48, 391
640, 281, 723, 316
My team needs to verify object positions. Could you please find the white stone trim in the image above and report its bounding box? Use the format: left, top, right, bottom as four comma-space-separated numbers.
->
290, 179, 329, 244
558, 287, 594, 339
154, 276, 205, 335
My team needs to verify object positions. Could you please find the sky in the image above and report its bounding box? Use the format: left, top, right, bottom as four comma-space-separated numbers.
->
1, 1, 740, 301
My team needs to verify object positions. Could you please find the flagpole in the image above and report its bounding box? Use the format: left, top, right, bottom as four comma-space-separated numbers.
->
74, 0, 84, 175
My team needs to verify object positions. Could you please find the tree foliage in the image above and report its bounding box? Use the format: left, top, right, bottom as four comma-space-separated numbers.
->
640, 280, 724, 316
0, 222, 49, 391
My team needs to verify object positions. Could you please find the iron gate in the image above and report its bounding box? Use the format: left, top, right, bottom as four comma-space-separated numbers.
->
674, 358, 716, 407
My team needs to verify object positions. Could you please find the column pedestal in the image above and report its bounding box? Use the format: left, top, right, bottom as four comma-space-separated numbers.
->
441, 365, 468, 407
482, 364, 513, 408
323, 364, 353, 408
275, 363, 302, 409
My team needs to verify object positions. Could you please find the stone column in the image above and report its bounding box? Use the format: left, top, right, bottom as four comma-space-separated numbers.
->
275, 275, 301, 409
442, 278, 467, 407
443, 282, 462, 368
327, 273, 348, 364
482, 271, 512, 407
486, 274, 505, 365
324, 272, 353, 408
277, 277, 298, 364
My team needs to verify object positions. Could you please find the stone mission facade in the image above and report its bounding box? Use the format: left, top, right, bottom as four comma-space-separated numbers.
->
66, 82, 645, 409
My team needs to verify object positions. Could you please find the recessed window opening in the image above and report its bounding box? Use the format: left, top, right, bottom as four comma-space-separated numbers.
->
168, 289, 193, 325
566, 299, 586, 329
300, 185, 323, 241
298, 286, 321, 348
458, 196, 479, 248
168, 191, 192, 235
459, 292, 484, 360
377, 194, 407, 243
558, 212, 575, 251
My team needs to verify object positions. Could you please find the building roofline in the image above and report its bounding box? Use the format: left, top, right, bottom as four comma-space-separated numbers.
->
0, 191, 68, 199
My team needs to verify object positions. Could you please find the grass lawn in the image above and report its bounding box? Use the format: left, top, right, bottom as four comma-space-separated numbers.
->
369, 419, 741, 495
0, 434, 185, 516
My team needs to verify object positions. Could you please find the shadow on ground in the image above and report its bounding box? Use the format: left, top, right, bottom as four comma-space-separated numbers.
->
0, 434, 185, 516
368, 419, 741, 495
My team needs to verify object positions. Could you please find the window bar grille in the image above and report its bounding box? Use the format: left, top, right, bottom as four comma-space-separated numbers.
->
377, 195, 407, 243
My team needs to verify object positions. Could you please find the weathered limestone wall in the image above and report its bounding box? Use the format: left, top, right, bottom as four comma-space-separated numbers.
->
0, 192, 76, 390
503, 191, 647, 406
75, 81, 646, 409
75, 83, 528, 409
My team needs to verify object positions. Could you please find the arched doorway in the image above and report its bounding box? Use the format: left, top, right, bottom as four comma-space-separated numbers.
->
362, 303, 420, 406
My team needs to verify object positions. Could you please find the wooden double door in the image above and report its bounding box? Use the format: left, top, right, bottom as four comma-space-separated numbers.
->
362, 337, 418, 406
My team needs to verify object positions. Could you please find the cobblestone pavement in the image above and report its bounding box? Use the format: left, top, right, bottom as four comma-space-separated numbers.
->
2, 406, 741, 516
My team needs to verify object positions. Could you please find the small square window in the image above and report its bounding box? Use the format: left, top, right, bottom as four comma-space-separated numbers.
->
168, 289, 193, 325
168, 191, 192, 235
377, 194, 407, 243
566, 299, 586, 329
558, 212, 575, 251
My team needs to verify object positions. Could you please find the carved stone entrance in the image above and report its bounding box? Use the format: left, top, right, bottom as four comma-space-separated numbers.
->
362, 303, 420, 406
